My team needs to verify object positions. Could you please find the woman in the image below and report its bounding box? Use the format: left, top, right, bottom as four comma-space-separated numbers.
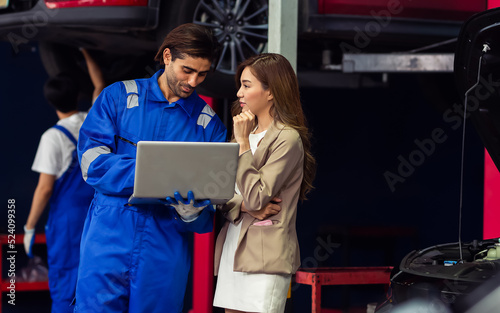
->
213, 53, 316, 313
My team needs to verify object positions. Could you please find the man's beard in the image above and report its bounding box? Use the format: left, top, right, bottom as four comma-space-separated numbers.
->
166, 69, 194, 99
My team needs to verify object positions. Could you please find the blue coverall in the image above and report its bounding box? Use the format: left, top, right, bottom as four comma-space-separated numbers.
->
75, 70, 227, 312
47, 125, 94, 313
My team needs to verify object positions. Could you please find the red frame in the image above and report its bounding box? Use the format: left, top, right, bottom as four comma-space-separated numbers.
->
483, 150, 500, 239
44, 0, 148, 9
295, 267, 393, 313
0, 234, 49, 313
318, 0, 486, 20
190, 95, 217, 313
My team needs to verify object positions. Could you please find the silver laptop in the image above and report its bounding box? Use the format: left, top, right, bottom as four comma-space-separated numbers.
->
128, 141, 239, 205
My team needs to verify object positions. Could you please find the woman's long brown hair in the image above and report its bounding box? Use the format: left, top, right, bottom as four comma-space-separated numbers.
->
232, 53, 316, 200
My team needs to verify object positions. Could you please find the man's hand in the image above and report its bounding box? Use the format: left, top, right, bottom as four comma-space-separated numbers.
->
23, 225, 35, 258
241, 197, 282, 220
164, 191, 211, 222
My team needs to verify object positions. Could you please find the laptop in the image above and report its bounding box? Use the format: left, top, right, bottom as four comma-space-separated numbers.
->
128, 141, 240, 205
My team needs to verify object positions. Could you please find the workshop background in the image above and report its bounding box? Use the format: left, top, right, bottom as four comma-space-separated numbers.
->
0, 34, 485, 312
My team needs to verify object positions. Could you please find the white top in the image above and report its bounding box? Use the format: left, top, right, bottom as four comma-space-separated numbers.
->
234, 130, 267, 196
249, 129, 267, 154
32, 112, 87, 179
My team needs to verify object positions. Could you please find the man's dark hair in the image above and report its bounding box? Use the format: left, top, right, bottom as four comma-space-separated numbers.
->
44, 73, 78, 113
154, 23, 221, 70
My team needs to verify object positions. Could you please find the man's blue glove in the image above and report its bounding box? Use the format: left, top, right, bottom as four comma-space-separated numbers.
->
164, 191, 211, 222
23, 225, 35, 258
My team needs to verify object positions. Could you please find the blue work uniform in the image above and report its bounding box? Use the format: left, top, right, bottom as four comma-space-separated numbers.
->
75, 70, 227, 313
47, 125, 94, 313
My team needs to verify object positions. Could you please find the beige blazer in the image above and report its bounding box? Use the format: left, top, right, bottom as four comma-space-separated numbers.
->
214, 121, 304, 275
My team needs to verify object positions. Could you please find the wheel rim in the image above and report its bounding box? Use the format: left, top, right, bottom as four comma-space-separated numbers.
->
193, 0, 268, 75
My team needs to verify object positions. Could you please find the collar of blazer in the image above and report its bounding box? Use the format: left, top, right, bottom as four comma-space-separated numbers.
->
235, 120, 287, 246
250, 120, 285, 169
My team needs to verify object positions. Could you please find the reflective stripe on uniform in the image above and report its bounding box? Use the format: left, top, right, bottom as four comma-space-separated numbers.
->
123, 80, 139, 109
197, 104, 215, 129
81, 146, 111, 181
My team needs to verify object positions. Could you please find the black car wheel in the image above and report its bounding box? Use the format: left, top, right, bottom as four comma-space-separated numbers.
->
193, 0, 269, 75
191, 0, 269, 98
39, 41, 157, 105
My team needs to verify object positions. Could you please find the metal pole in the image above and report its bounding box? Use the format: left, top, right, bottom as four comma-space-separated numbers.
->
268, 0, 298, 72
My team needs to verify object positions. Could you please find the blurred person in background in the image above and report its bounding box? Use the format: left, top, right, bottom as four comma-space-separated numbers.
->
24, 48, 104, 313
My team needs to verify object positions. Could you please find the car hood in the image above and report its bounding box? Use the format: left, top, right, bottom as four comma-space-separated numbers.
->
455, 7, 500, 171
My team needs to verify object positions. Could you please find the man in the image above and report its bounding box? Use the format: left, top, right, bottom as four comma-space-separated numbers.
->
24, 72, 96, 313
75, 23, 226, 312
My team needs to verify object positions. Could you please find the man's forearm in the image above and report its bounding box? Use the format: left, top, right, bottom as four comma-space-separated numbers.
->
26, 174, 55, 229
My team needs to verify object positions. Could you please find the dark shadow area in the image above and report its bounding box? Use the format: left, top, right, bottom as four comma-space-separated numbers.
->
293, 75, 484, 311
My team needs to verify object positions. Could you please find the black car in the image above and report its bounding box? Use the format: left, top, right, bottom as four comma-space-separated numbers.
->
0, 0, 486, 99
376, 7, 500, 313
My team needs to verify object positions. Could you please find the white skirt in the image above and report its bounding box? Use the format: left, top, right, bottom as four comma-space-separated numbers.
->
213, 222, 291, 313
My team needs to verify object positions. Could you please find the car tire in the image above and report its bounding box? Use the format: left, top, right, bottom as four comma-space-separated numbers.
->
38, 41, 156, 103
156, 0, 200, 45
38, 41, 94, 101
157, 0, 269, 99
